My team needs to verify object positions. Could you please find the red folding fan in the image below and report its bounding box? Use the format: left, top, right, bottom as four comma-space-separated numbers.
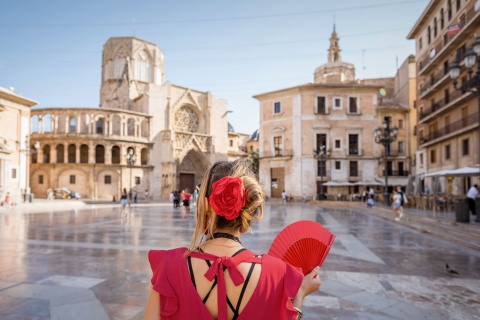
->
268, 220, 336, 275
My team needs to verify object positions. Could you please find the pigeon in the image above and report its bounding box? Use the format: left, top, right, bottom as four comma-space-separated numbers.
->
446, 263, 459, 275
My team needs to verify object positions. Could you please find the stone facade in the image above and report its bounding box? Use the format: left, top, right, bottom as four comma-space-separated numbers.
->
254, 29, 413, 199
0, 87, 38, 203
408, 0, 480, 194
30, 37, 245, 200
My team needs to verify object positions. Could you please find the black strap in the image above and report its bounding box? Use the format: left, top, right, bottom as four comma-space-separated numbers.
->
234, 262, 256, 317
187, 256, 196, 290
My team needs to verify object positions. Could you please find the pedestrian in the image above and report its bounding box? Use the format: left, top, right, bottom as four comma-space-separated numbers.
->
397, 186, 407, 213
169, 190, 175, 207
366, 195, 375, 208
182, 188, 191, 215
282, 190, 287, 205
120, 188, 128, 211
362, 189, 367, 202
192, 184, 199, 208
368, 186, 375, 199
2, 192, 12, 207
303, 193, 307, 203
173, 190, 180, 208
47, 187, 54, 200
134, 190, 138, 203
129, 189, 133, 206
392, 189, 403, 221
145, 189, 149, 201
466, 184, 478, 216
143, 159, 321, 319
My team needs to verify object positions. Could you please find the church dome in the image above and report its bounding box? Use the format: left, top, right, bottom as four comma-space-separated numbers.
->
228, 122, 235, 133
249, 129, 259, 141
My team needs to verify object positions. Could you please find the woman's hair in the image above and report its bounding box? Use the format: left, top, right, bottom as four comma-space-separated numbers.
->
187, 159, 265, 253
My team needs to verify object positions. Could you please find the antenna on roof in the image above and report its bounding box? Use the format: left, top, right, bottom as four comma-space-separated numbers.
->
333, 15, 336, 31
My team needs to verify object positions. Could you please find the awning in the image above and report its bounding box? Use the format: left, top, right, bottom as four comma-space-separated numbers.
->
323, 181, 355, 186
353, 181, 383, 186
423, 167, 480, 177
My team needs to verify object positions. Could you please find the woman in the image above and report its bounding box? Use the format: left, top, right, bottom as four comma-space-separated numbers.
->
392, 189, 402, 221
120, 188, 128, 210
182, 188, 191, 214
143, 159, 321, 319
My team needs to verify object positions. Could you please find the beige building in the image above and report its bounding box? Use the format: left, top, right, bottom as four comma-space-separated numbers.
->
0, 87, 38, 203
30, 37, 245, 200
254, 28, 414, 200
408, 0, 480, 194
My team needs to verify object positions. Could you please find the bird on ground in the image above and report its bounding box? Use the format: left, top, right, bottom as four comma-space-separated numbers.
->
446, 263, 459, 275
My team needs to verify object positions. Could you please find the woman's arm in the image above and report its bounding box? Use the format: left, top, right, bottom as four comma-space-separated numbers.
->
292, 267, 321, 318
142, 286, 160, 320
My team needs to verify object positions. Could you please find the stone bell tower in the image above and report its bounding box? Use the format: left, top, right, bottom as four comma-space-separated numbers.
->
99, 37, 165, 114
314, 25, 356, 84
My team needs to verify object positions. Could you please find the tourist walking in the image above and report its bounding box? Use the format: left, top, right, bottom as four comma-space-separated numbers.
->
466, 184, 478, 217
120, 188, 128, 211
143, 159, 321, 319
392, 189, 403, 221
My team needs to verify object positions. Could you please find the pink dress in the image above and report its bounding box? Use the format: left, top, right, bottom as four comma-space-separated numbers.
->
148, 247, 303, 320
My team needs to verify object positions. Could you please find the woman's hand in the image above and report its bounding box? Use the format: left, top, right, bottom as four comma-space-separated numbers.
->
292, 266, 321, 309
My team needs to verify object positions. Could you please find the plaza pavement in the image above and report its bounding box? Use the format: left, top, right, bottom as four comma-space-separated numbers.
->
0, 199, 479, 319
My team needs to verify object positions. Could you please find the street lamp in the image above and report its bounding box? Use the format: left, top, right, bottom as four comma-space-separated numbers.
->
374, 119, 398, 206
449, 36, 480, 175
18, 135, 40, 202
125, 148, 137, 198
314, 145, 328, 200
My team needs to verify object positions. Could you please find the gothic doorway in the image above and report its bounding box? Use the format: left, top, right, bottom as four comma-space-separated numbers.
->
179, 173, 195, 194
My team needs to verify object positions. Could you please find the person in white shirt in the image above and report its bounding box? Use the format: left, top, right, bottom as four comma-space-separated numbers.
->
282, 190, 287, 205
466, 184, 478, 216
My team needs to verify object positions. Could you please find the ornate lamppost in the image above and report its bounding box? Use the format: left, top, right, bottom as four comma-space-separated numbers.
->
449, 36, 480, 175
18, 135, 40, 202
314, 145, 328, 200
374, 119, 398, 206
125, 148, 137, 197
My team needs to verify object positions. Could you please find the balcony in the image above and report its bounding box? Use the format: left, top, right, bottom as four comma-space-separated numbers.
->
260, 149, 294, 159
418, 89, 464, 121
418, 66, 452, 99
346, 148, 363, 156
417, 4, 480, 75
419, 111, 478, 146
381, 150, 406, 157
382, 170, 409, 177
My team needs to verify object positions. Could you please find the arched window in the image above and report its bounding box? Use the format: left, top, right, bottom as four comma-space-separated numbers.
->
96, 145, 105, 163
80, 144, 88, 163
96, 118, 104, 134
31, 115, 39, 133
56, 144, 64, 163
127, 118, 135, 136
111, 146, 121, 164
43, 145, 50, 163
141, 148, 149, 165
68, 144, 76, 163
135, 50, 152, 82
43, 114, 52, 133
69, 118, 76, 133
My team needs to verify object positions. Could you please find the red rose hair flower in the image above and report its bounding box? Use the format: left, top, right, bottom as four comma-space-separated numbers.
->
209, 176, 246, 220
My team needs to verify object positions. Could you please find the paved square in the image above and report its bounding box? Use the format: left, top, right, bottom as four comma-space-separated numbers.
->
1, 201, 479, 319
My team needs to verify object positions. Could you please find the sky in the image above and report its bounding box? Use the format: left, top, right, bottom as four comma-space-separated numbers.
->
0, 0, 429, 136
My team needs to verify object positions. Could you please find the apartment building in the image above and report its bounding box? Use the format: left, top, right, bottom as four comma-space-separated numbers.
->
408, 0, 480, 194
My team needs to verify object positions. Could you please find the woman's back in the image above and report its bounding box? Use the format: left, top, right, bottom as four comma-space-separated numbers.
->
148, 246, 302, 320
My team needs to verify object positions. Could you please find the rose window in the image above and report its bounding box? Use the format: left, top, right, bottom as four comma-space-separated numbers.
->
174, 106, 199, 132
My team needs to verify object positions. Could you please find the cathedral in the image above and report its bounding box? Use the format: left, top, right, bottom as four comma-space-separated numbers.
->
29, 37, 246, 200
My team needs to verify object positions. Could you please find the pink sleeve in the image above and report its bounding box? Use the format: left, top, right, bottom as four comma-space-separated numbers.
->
148, 250, 178, 318
283, 263, 303, 299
